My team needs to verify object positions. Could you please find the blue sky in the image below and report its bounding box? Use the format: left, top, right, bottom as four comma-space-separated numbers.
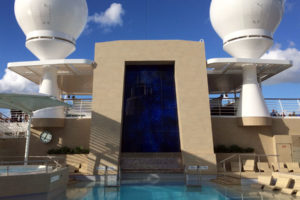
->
0, 0, 299, 98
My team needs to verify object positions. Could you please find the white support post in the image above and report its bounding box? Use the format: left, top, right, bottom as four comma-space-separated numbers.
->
279, 99, 284, 116
24, 115, 32, 165
237, 66, 270, 118
80, 100, 83, 118
297, 100, 300, 112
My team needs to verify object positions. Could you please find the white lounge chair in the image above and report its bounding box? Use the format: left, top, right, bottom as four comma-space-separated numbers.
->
243, 159, 255, 172
251, 175, 273, 189
264, 177, 292, 191
272, 162, 289, 173
257, 162, 272, 173
286, 162, 300, 173
281, 179, 300, 195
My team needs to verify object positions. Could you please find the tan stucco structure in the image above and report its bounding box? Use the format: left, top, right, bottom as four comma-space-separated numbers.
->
89, 40, 217, 174
0, 168, 68, 199
212, 117, 300, 163
2, 40, 300, 179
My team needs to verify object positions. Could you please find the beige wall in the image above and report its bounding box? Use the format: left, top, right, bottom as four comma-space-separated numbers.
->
0, 168, 68, 199
90, 40, 217, 174
0, 118, 90, 157
212, 117, 300, 163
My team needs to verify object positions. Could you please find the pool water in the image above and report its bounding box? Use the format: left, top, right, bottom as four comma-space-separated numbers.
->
67, 184, 226, 200
66, 183, 297, 200
0, 165, 48, 175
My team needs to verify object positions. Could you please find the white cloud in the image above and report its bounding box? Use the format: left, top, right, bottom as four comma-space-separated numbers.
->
87, 3, 125, 31
0, 68, 38, 93
262, 44, 300, 85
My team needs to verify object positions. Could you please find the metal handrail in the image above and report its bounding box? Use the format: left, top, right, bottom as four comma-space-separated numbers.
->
63, 98, 92, 118
219, 154, 238, 164
184, 165, 202, 186
0, 158, 65, 176
217, 153, 280, 178
210, 97, 300, 117
0, 156, 65, 167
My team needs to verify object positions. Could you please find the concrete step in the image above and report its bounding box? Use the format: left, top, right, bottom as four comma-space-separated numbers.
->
120, 153, 183, 173
121, 173, 185, 184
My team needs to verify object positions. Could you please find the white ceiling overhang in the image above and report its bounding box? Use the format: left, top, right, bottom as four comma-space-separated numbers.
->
207, 58, 293, 94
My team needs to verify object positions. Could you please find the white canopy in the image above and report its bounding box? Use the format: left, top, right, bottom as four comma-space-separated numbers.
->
0, 93, 70, 164
8, 59, 96, 95
0, 93, 69, 115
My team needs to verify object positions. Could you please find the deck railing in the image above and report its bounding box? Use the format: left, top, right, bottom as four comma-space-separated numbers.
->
0, 156, 65, 176
0, 111, 29, 139
218, 153, 280, 178
210, 98, 300, 117
63, 98, 92, 118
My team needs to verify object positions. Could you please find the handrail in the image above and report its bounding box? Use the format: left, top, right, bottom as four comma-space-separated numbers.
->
62, 98, 92, 101
0, 156, 65, 168
217, 153, 280, 179
210, 97, 300, 117
184, 165, 202, 186
219, 154, 237, 164
219, 153, 279, 164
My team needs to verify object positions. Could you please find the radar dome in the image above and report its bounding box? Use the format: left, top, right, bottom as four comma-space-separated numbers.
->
210, 0, 284, 58
15, 0, 88, 60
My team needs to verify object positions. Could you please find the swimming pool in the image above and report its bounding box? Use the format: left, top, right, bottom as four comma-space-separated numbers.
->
0, 165, 50, 175
66, 183, 297, 200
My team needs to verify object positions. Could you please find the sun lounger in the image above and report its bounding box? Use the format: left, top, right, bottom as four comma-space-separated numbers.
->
243, 159, 255, 172
281, 179, 300, 195
257, 162, 272, 173
230, 161, 241, 172
286, 162, 300, 173
279, 162, 290, 173
251, 175, 273, 189
264, 177, 292, 191
272, 162, 289, 173
271, 162, 279, 172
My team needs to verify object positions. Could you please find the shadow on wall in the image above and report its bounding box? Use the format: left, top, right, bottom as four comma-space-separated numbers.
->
88, 111, 219, 175
272, 118, 292, 135
0, 118, 91, 161
88, 111, 121, 175
211, 117, 286, 154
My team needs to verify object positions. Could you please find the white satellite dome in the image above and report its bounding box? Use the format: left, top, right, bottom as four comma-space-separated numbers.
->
15, 0, 88, 60
210, 0, 284, 58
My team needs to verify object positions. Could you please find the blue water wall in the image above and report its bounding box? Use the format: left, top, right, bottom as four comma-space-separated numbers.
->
121, 65, 181, 152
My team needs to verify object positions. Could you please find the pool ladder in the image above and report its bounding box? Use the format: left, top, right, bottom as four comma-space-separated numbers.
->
184, 165, 202, 186
103, 166, 121, 187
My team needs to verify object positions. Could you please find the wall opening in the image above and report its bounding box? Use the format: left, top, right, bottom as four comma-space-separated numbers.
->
121, 64, 181, 152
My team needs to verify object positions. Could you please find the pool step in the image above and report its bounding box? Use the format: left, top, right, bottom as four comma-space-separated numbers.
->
121, 173, 185, 184
120, 153, 183, 173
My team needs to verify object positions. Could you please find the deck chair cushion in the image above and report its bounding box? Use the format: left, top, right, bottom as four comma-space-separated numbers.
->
257, 162, 272, 172
243, 159, 255, 171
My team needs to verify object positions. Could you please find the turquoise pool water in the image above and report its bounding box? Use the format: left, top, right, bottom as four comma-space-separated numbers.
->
67, 184, 228, 200
66, 183, 296, 200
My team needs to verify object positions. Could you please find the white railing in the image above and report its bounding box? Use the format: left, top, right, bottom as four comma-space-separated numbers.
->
218, 154, 280, 178
0, 156, 65, 176
210, 98, 300, 117
63, 98, 92, 118
0, 111, 29, 139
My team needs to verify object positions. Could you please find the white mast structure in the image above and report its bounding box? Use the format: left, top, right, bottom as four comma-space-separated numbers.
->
14, 0, 88, 118
210, 0, 285, 125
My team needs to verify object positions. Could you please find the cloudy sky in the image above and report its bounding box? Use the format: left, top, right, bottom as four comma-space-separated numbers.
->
0, 0, 299, 98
